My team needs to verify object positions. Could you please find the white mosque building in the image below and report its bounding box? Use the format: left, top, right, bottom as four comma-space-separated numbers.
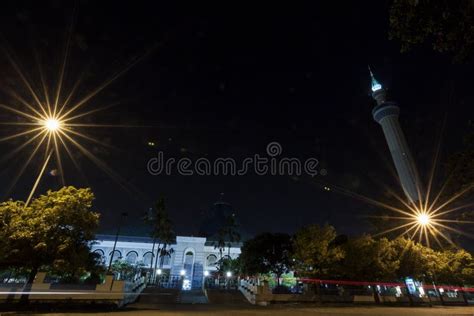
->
91, 234, 241, 288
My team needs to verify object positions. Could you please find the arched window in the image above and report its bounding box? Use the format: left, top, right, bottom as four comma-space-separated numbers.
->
206, 254, 218, 267
108, 250, 122, 264
143, 252, 154, 267
160, 254, 171, 266
184, 251, 194, 265
183, 251, 194, 276
93, 249, 106, 265
126, 251, 138, 264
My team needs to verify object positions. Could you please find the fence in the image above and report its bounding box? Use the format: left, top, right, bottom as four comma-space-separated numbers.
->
152, 274, 182, 289
239, 277, 474, 306
0, 272, 146, 307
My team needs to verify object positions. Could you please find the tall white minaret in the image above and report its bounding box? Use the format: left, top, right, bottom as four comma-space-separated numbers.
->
370, 67, 421, 204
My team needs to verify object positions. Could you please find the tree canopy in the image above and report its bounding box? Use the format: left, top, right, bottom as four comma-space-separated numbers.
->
292, 224, 344, 278
339, 235, 398, 282
389, 0, 474, 62
0, 186, 100, 283
239, 225, 474, 287
239, 232, 292, 281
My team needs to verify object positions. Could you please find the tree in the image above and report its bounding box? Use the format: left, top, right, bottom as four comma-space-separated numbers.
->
0, 187, 100, 299
0, 200, 25, 271
435, 249, 474, 285
389, 0, 474, 62
110, 260, 137, 281
292, 224, 344, 279
443, 129, 474, 205
213, 213, 241, 264
216, 256, 241, 289
437, 126, 474, 247
446, 131, 474, 191
217, 257, 241, 276
435, 248, 474, 303
156, 225, 175, 270
49, 243, 103, 283
240, 233, 292, 285
214, 228, 227, 261
147, 197, 176, 282
391, 237, 430, 281
222, 214, 241, 258
340, 235, 399, 282
340, 235, 399, 303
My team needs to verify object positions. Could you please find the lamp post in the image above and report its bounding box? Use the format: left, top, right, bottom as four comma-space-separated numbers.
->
107, 212, 128, 272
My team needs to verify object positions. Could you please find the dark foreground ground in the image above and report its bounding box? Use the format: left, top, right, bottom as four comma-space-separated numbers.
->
3, 305, 474, 316
3, 289, 474, 315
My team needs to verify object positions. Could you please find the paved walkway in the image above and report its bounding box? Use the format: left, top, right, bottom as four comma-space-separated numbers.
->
10, 305, 474, 315
128, 286, 179, 308
206, 289, 250, 305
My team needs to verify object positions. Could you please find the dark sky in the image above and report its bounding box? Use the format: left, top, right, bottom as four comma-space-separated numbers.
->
0, 1, 473, 238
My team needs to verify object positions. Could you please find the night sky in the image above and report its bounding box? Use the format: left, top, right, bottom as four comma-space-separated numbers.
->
0, 1, 473, 238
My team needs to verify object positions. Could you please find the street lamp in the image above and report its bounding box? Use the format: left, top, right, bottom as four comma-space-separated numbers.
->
417, 213, 431, 226
180, 269, 186, 276
107, 212, 128, 272
226, 271, 232, 278
44, 118, 61, 132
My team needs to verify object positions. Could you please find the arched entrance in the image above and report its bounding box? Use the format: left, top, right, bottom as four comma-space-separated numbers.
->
183, 250, 194, 278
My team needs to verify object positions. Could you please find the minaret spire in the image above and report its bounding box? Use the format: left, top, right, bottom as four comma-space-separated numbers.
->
368, 65, 382, 92
368, 66, 386, 105
370, 68, 421, 204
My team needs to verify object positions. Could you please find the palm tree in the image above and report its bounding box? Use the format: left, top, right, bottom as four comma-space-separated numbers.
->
143, 207, 158, 282
214, 228, 226, 261
214, 214, 240, 286
151, 198, 176, 283
223, 214, 241, 259
145, 197, 176, 283
157, 220, 176, 269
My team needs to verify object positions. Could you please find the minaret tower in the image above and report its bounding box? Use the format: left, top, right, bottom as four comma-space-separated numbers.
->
370, 67, 421, 203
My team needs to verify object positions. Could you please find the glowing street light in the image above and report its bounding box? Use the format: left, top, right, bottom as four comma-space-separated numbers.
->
417, 213, 431, 226
180, 269, 186, 276
226, 271, 232, 278
156, 269, 162, 275
0, 35, 145, 207
44, 118, 61, 132
204, 270, 209, 277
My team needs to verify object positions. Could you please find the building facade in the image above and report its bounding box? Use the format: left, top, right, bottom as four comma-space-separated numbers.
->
91, 234, 241, 288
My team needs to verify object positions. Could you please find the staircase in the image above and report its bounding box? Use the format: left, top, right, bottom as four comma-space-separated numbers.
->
178, 289, 208, 304
129, 286, 180, 308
